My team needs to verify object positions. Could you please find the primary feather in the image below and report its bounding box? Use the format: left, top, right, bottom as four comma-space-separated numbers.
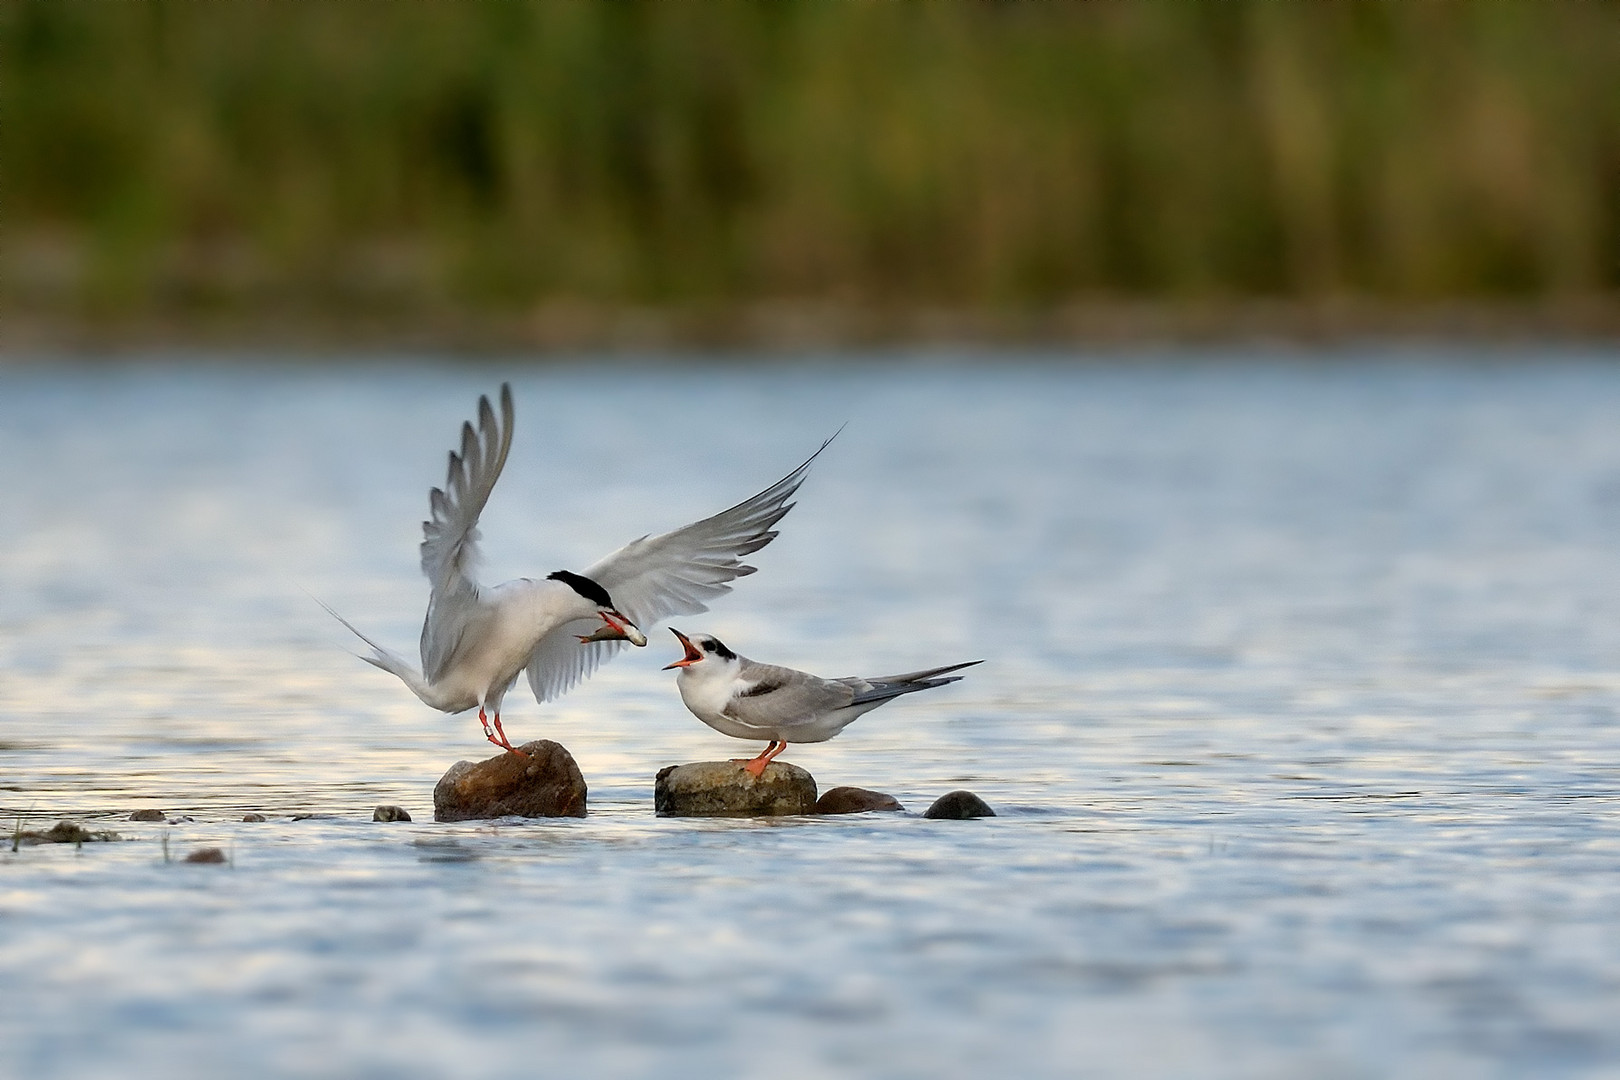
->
525, 434, 835, 704
324, 384, 834, 746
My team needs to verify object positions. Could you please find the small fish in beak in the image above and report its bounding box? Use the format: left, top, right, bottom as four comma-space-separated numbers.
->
663, 628, 705, 669
576, 610, 647, 646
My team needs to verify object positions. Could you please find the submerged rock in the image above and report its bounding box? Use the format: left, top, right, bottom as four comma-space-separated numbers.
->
127, 809, 166, 822
373, 805, 412, 823
15, 820, 121, 845
182, 847, 227, 864
923, 790, 996, 819
655, 761, 817, 817
814, 786, 904, 814
434, 740, 587, 822
241, 813, 267, 822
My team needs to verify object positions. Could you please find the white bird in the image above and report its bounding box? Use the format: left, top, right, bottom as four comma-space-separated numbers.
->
325, 383, 832, 755
663, 629, 981, 777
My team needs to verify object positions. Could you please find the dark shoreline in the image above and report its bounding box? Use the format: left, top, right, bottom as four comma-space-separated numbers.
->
6, 297, 1620, 358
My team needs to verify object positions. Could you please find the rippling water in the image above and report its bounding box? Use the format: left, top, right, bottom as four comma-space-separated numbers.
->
4, 352, 1620, 1078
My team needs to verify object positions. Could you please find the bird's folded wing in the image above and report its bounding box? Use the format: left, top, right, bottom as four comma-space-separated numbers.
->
419, 384, 514, 682
524, 434, 835, 704
720, 664, 855, 733
861, 659, 984, 687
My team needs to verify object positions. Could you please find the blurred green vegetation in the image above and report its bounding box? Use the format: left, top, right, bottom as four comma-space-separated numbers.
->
4, 2, 1618, 334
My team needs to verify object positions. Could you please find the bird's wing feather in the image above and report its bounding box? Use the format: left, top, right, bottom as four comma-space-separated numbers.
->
584, 433, 836, 629
836, 660, 981, 706
523, 434, 836, 704
860, 659, 984, 686
525, 620, 627, 704
721, 662, 855, 733
846, 675, 960, 707
418, 384, 515, 682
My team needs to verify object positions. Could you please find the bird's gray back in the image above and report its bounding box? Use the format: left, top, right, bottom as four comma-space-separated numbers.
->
720, 659, 855, 731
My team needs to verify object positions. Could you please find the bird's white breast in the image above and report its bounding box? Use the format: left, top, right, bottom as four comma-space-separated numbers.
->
675, 663, 745, 726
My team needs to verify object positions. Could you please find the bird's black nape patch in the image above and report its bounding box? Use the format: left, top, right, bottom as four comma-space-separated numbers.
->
547, 570, 614, 609
704, 636, 737, 661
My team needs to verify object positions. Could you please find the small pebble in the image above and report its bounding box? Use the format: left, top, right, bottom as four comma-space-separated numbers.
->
128, 809, 166, 822
182, 847, 227, 864
241, 813, 267, 822
373, 805, 412, 822
923, 790, 996, 819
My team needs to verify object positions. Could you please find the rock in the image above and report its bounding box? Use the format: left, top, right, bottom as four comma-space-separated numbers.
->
923, 790, 996, 819
182, 847, 227, 864
373, 805, 412, 823
128, 809, 166, 822
434, 740, 587, 822
655, 761, 817, 817
15, 820, 121, 845
814, 786, 904, 814
241, 813, 267, 822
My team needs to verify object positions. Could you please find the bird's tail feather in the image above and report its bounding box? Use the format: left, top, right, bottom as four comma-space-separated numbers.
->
312, 596, 436, 705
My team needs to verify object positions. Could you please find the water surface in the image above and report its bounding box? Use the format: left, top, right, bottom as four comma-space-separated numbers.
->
4, 352, 1620, 1078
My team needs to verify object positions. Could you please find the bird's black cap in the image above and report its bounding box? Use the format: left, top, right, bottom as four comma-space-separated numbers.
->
548, 570, 615, 609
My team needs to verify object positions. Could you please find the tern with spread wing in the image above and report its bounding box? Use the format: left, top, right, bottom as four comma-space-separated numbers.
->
325, 384, 832, 754
663, 629, 980, 777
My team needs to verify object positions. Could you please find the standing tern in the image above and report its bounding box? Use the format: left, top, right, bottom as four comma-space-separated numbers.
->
325, 384, 833, 754
663, 629, 981, 777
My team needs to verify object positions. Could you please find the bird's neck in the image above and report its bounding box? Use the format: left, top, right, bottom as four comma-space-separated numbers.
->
517, 577, 600, 625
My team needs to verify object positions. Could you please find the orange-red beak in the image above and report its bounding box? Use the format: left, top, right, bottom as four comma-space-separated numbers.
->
663, 628, 704, 669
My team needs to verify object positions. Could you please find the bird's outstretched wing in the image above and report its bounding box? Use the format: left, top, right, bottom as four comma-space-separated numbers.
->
419, 384, 515, 682
524, 432, 836, 704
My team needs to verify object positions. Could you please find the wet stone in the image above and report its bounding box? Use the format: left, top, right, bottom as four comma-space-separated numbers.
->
655, 761, 817, 817
183, 847, 227, 864
128, 809, 167, 822
241, 813, 267, 822
434, 740, 587, 822
814, 786, 904, 814
923, 790, 996, 819
373, 805, 412, 823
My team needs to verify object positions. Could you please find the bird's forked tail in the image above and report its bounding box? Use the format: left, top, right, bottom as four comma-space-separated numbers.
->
313, 597, 438, 706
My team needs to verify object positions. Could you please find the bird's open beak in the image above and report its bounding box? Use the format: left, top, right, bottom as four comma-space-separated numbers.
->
663, 628, 704, 669
577, 609, 647, 647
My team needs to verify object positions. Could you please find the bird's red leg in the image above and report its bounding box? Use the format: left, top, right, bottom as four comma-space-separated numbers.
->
742, 741, 781, 779
490, 712, 528, 757
733, 741, 778, 765
478, 707, 500, 745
